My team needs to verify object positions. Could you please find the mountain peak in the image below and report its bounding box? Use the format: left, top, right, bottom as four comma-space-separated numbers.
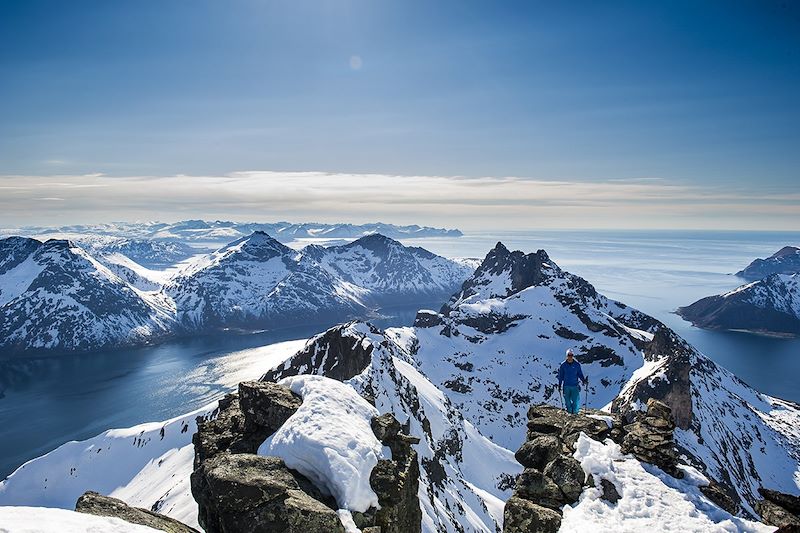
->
771, 245, 800, 259
346, 233, 402, 253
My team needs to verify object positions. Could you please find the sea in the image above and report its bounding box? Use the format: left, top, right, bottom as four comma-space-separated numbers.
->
1, 229, 799, 479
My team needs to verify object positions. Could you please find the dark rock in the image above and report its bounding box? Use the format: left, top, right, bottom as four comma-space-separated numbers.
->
700, 481, 739, 515
620, 399, 683, 479
514, 469, 567, 510
191, 453, 345, 533
737, 246, 800, 280
776, 525, 800, 533
503, 496, 562, 533
75, 491, 198, 533
757, 499, 800, 528
599, 478, 621, 504
543, 456, 585, 503
371, 412, 402, 443
413, 309, 444, 328
760, 488, 800, 515
526, 405, 572, 436
515, 435, 561, 470
238, 381, 302, 432
370, 453, 422, 533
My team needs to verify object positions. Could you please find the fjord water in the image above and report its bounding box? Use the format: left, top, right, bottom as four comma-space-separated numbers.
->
2, 230, 799, 480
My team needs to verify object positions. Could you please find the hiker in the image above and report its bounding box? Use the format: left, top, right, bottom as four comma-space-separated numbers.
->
558, 348, 588, 414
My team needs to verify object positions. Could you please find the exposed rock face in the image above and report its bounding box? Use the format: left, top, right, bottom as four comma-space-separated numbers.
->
193, 454, 345, 533
757, 488, 800, 528
263, 322, 377, 382
699, 480, 739, 515
191, 379, 421, 533
621, 399, 683, 479
75, 491, 198, 533
503, 496, 562, 533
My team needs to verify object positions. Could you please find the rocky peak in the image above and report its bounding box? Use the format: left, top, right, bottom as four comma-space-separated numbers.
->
772, 246, 800, 259
346, 233, 402, 254
231, 231, 292, 259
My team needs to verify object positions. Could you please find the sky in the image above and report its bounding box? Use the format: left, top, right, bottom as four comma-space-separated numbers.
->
1, 0, 798, 230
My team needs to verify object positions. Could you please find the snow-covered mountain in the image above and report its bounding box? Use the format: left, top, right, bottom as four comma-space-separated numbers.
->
3, 220, 463, 246
0, 237, 175, 354
737, 246, 800, 280
678, 273, 800, 336
302, 234, 473, 306
163, 232, 369, 330
392, 242, 800, 514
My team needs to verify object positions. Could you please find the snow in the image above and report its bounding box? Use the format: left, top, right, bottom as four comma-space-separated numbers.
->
0, 506, 160, 532
258, 375, 386, 514
0, 254, 44, 306
561, 434, 773, 533
587, 413, 615, 428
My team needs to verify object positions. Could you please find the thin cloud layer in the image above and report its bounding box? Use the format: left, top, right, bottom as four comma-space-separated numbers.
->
0, 171, 797, 230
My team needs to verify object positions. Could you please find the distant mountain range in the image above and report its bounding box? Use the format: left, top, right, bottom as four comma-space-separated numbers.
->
0, 232, 472, 354
1, 220, 463, 246
736, 246, 800, 280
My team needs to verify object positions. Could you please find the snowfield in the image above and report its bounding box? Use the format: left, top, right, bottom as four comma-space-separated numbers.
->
0, 506, 161, 532
563, 434, 773, 533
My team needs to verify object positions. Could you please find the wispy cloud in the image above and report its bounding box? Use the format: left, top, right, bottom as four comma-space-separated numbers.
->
0, 171, 797, 230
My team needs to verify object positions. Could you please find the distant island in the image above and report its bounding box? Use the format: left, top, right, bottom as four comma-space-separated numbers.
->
736, 245, 800, 280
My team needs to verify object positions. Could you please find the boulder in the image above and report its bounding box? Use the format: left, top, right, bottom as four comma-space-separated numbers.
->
515, 435, 561, 470
757, 499, 800, 528
75, 491, 198, 533
503, 496, 561, 533
699, 481, 739, 515
191, 453, 345, 533
514, 469, 567, 510
238, 381, 302, 432
620, 400, 682, 478
543, 456, 585, 503
760, 488, 800, 515
599, 478, 621, 504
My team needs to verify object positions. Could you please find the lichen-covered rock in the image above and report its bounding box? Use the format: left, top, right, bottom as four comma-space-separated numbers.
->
238, 380, 302, 432
757, 499, 800, 528
191, 454, 345, 533
503, 496, 561, 533
699, 480, 739, 515
620, 399, 683, 478
515, 435, 561, 470
760, 488, 800, 516
513, 469, 567, 510
543, 455, 585, 503
75, 491, 198, 533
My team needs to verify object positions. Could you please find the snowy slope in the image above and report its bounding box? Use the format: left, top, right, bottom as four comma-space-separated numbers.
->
0, 506, 161, 532
678, 273, 800, 336
561, 434, 772, 532
0, 237, 175, 354
301, 234, 473, 306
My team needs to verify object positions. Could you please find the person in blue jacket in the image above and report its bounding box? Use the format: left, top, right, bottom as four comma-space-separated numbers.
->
558, 348, 588, 414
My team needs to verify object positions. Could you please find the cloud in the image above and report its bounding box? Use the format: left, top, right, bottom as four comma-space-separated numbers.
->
0, 170, 797, 230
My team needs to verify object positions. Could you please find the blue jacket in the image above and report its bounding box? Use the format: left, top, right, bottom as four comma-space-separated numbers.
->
558, 360, 586, 388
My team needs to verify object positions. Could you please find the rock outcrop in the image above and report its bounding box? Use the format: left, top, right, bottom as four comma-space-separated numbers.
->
504, 405, 622, 533
75, 491, 198, 533
756, 488, 800, 528
620, 398, 683, 479
191, 380, 421, 533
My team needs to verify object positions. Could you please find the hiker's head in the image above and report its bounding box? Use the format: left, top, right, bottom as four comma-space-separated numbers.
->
566, 349, 574, 361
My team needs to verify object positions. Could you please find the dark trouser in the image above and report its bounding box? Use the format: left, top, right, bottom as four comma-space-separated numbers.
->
563, 385, 580, 414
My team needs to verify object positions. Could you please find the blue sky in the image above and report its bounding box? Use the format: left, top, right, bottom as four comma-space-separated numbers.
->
1, 1, 798, 229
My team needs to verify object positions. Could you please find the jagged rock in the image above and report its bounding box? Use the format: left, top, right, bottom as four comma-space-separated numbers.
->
526, 405, 572, 436
191, 453, 345, 533
515, 435, 561, 470
620, 399, 682, 478
760, 488, 800, 515
560, 415, 613, 451
75, 491, 198, 533
239, 381, 302, 431
700, 481, 739, 515
543, 455, 585, 503
503, 496, 561, 533
599, 478, 621, 504
192, 381, 302, 469
757, 499, 800, 528
513, 469, 567, 510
